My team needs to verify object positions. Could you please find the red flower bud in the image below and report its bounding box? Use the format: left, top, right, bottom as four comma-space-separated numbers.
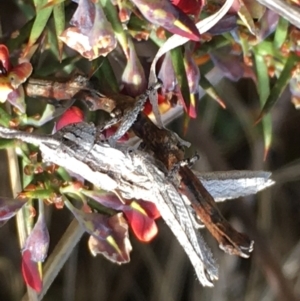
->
55, 106, 84, 131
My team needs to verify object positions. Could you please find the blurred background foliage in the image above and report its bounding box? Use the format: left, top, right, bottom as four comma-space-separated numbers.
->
1, 0, 300, 300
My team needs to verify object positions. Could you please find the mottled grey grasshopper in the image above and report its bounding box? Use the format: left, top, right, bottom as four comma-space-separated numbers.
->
0, 122, 273, 286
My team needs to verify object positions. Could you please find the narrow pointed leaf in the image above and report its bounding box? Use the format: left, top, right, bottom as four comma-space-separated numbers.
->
254, 52, 272, 159
170, 47, 192, 116
93, 58, 119, 93
199, 76, 226, 109
184, 49, 200, 95
53, 2, 65, 60
257, 53, 299, 121
25, 1, 53, 54
273, 17, 289, 49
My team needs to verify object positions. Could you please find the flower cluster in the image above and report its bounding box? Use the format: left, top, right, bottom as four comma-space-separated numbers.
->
0, 100, 160, 291
0, 0, 299, 294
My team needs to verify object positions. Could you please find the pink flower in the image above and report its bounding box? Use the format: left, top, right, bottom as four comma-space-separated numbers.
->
81, 190, 160, 242
171, 0, 203, 17
65, 200, 132, 264
130, 0, 201, 41
21, 212, 49, 292
21, 250, 42, 293
60, 0, 117, 60
122, 199, 160, 242
0, 44, 32, 113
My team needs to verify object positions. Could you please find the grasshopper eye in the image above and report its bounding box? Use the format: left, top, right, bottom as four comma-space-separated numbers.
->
127, 148, 134, 155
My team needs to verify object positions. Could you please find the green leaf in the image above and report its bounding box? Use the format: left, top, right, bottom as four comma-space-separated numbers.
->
15, 1, 35, 19
34, 55, 81, 77
257, 53, 298, 121
254, 52, 272, 159
198, 35, 231, 55
22, 104, 57, 127
171, 46, 190, 106
47, 26, 60, 61
53, 2, 65, 61
26, 0, 53, 53
0, 139, 15, 149
56, 167, 72, 182
0, 107, 12, 127
274, 17, 289, 49
254, 40, 276, 57
199, 76, 226, 109
94, 58, 119, 93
